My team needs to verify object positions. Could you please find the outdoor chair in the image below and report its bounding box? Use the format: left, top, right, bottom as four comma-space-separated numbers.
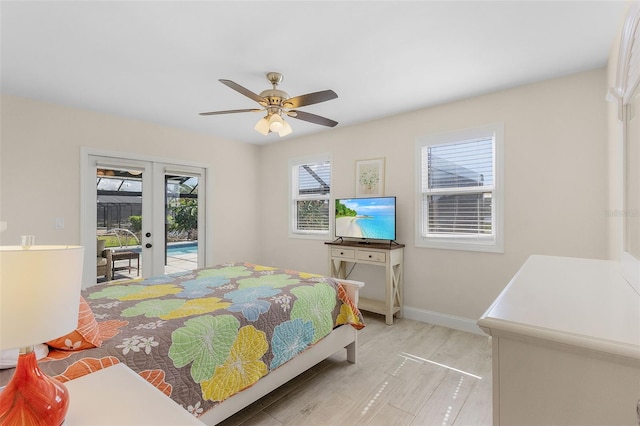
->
96, 239, 113, 281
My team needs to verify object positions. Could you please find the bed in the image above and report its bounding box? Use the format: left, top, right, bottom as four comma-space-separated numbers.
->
0, 262, 365, 424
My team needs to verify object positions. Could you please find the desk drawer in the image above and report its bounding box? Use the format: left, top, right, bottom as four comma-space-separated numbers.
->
357, 250, 386, 263
332, 248, 355, 259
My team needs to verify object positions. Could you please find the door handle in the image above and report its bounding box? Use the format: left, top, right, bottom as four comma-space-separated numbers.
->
145, 243, 152, 248
145, 232, 151, 238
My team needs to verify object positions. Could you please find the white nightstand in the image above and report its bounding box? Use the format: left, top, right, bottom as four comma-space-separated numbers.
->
63, 363, 203, 425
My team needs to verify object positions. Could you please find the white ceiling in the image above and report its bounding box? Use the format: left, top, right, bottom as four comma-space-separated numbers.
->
0, 1, 631, 145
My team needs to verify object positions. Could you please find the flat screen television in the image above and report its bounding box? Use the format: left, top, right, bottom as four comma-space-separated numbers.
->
334, 196, 396, 241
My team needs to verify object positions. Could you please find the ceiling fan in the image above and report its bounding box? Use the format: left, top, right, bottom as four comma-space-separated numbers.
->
199, 72, 338, 137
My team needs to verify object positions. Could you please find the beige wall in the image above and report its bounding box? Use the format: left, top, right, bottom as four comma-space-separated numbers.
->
0, 68, 611, 327
606, 16, 625, 261
0, 94, 261, 265
258, 69, 610, 326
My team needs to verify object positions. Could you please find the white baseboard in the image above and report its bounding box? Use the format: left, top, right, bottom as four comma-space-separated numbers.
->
402, 306, 485, 335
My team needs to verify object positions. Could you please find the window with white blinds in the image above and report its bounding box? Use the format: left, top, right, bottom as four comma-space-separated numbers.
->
415, 124, 504, 252
289, 155, 331, 237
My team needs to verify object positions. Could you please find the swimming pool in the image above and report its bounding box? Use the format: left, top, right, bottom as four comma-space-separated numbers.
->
121, 241, 197, 256
167, 242, 198, 256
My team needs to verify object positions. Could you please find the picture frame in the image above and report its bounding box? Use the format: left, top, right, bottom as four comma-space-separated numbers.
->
355, 157, 385, 197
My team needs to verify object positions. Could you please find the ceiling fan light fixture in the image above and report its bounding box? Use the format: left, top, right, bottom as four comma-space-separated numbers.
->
268, 113, 284, 132
254, 117, 270, 135
278, 120, 292, 137
201, 73, 338, 137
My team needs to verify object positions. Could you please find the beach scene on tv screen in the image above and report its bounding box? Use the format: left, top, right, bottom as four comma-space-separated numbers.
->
335, 198, 395, 240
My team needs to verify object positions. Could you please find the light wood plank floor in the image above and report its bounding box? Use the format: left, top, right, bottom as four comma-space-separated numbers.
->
218, 312, 492, 426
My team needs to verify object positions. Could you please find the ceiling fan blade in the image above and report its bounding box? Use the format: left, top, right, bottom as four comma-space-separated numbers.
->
199, 108, 262, 116
288, 110, 338, 127
283, 90, 338, 109
219, 79, 267, 105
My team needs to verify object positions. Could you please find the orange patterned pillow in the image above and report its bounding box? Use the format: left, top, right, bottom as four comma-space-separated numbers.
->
47, 296, 102, 350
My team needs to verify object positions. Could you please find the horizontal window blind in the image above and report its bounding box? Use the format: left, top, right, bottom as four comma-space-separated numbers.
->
423, 193, 493, 235
422, 137, 494, 237
297, 161, 330, 196
424, 138, 493, 191
293, 160, 330, 233
296, 200, 330, 230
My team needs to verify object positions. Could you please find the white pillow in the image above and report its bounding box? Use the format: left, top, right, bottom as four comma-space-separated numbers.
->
0, 344, 49, 369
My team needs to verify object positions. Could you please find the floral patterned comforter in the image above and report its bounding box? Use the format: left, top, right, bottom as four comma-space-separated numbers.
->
32, 262, 364, 418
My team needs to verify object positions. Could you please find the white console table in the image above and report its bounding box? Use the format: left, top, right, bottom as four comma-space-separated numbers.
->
478, 255, 640, 426
326, 241, 404, 325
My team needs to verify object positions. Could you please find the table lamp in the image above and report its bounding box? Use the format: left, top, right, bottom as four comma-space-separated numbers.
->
0, 245, 84, 425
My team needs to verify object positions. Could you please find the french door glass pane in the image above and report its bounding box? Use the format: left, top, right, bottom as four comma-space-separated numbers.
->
96, 167, 142, 282
165, 174, 199, 274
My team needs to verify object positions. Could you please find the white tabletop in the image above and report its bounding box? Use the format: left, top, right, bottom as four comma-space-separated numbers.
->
478, 255, 640, 360
64, 363, 204, 425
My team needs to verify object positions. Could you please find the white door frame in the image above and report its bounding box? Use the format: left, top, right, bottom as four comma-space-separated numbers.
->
80, 147, 210, 288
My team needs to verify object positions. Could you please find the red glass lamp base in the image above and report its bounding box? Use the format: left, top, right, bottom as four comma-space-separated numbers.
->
0, 350, 69, 425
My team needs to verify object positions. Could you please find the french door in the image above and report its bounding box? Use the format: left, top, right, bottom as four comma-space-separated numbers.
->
81, 151, 206, 286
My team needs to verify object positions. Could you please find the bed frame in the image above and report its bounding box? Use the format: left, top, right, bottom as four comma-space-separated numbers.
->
198, 279, 364, 425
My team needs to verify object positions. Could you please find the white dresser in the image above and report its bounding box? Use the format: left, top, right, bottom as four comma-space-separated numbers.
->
478, 255, 640, 426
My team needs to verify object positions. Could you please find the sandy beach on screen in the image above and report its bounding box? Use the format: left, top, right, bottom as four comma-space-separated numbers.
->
335, 217, 363, 237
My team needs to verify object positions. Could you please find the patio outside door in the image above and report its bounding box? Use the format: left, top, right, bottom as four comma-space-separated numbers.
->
83, 153, 205, 286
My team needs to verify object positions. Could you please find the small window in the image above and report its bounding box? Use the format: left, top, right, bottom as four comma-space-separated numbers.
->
415, 124, 504, 252
289, 155, 331, 238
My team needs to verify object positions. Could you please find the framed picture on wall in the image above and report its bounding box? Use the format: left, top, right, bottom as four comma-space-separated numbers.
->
355, 157, 385, 197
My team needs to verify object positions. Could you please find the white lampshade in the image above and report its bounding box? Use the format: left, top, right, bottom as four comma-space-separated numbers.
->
0, 245, 84, 350
268, 113, 284, 132
278, 120, 292, 137
254, 117, 270, 135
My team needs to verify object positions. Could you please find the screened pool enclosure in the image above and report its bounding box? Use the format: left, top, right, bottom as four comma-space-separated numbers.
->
96, 168, 199, 280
